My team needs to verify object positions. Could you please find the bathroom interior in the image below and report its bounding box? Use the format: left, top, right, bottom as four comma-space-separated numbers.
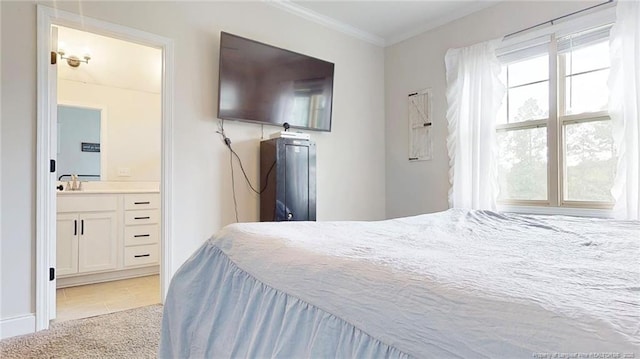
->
54, 25, 163, 321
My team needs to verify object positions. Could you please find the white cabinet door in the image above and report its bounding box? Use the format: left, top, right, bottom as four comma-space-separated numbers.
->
78, 212, 118, 273
56, 213, 79, 276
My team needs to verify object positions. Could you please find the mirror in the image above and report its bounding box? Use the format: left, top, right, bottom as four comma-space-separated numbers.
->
57, 105, 102, 182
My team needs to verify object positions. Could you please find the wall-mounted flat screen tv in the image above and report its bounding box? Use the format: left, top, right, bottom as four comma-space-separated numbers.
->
218, 32, 334, 132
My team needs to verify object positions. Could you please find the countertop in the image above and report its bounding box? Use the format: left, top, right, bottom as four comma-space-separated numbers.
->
57, 189, 159, 194
56, 181, 160, 195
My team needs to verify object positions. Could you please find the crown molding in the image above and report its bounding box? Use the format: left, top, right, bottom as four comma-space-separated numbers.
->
267, 0, 386, 47
386, 1, 500, 46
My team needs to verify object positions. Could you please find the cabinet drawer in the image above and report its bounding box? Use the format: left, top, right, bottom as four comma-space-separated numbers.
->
124, 244, 159, 267
57, 195, 118, 213
124, 209, 159, 225
124, 193, 160, 210
124, 224, 159, 246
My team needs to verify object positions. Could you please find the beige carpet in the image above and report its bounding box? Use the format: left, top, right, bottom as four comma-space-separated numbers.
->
0, 304, 163, 359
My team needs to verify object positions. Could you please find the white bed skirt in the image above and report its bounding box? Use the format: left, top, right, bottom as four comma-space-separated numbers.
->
159, 244, 411, 358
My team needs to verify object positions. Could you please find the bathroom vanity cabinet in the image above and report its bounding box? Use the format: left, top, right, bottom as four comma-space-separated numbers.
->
122, 193, 161, 268
56, 191, 160, 288
56, 212, 118, 276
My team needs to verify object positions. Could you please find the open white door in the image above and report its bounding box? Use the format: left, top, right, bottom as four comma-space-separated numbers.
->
48, 24, 59, 321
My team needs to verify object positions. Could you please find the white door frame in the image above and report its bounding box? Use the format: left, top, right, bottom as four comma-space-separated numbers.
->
36, 5, 174, 331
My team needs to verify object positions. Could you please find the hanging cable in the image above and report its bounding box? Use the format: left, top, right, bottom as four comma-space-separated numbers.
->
216, 120, 275, 194
216, 120, 276, 222
229, 149, 239, 223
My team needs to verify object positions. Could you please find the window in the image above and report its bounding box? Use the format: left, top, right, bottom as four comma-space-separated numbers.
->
496, 25, 615, 208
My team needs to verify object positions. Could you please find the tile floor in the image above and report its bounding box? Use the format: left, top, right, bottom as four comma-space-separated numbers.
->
55, 274, 160, 322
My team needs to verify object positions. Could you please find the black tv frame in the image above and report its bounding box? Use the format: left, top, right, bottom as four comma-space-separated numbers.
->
217, 32, 335, 132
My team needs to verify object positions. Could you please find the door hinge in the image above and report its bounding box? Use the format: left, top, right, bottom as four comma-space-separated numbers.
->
49, 267, 55, 281
50, 51, 57, 65
50, 159, 56, 173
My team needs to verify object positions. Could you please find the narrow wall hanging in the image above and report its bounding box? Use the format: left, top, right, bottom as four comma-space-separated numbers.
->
408, 88, 432, 161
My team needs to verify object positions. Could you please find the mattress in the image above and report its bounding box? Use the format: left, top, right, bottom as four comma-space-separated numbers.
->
159, 209, 640, 358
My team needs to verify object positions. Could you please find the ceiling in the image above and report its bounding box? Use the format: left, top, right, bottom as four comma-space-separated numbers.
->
54, 1, 499, 89
271, 0, 500, 46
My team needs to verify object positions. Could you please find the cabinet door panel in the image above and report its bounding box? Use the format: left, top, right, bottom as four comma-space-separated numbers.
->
284, 144, 310, 221
78, 212, 118, 273
56, 213, 79, 276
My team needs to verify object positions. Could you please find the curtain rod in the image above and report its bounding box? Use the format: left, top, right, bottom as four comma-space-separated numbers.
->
504, 0, 614, 39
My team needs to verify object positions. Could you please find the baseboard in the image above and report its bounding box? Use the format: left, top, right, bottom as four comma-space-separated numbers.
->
57, 266, 159, 288
0, 314, 35, 340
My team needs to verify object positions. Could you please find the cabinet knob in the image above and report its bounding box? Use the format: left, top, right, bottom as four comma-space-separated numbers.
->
287, 213, 293, 220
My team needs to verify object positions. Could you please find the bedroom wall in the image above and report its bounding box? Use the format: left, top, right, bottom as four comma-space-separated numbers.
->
0, 1, 386, 336
384, 1, 601, 219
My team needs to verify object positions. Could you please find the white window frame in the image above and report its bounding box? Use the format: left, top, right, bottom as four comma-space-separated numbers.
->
496, 7, 616, 213
557, 27, 613, 209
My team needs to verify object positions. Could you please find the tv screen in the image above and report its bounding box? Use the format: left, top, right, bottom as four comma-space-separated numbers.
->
218, 32, 334, 132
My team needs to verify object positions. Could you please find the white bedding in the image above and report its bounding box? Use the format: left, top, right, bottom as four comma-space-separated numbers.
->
161, 209, 640, 358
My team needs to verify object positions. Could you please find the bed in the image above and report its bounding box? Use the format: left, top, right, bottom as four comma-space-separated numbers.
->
159, 209, 639, 358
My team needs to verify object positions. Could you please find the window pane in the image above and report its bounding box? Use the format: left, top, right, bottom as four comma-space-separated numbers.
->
564, 120, 615, 202
497, 102, 507, 125
497, 126, 548, 201
508, 81, 549, 123
565, 41, 609, 75
508, 55, 548, 87
564, 69, 609, 115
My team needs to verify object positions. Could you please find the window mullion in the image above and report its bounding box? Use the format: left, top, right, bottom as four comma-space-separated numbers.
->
496, 119, 548, 132
548, 34, 560, 207
505, 67, 510, 123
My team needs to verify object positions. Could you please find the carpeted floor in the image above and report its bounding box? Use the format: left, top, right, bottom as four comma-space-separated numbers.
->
0, 304, 163, 359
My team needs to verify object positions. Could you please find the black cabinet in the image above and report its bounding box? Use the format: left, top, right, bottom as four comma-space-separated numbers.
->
260, 138, 316, 221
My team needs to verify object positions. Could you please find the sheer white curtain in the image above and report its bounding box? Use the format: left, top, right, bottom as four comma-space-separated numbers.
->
609, 0, 640, 220
445, 40, 505, 210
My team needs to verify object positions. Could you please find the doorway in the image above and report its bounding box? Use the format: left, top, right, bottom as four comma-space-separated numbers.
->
54, 23, 162, 322
36, 5, 174, 331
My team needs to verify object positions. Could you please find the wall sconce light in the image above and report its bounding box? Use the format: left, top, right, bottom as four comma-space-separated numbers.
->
57, 49, 91, 67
